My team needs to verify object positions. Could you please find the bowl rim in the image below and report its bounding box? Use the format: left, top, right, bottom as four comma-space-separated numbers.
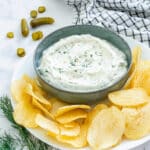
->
33, 24, 132, 94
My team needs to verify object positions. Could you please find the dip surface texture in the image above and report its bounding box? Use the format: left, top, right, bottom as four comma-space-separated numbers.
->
38, 34, 127, 92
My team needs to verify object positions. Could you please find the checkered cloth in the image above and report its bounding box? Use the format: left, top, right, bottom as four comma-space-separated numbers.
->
65, 0, 150, 47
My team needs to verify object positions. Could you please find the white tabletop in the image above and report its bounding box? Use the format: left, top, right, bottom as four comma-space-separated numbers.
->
0, 0, 150, 149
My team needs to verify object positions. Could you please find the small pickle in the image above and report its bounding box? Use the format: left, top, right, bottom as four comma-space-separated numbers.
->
32, 31, 43, 41
21, 18, 29, 37
17, 48, 26, 57
30, 10, 37, 18
38, 6, 46, 13
30, 17, 55, 28
7, 32, 14, 38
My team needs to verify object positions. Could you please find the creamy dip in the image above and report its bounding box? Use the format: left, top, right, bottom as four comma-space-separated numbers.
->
38, 34, 128, 92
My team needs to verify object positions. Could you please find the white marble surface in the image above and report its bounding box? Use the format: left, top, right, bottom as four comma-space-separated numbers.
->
0, 0, 150, 149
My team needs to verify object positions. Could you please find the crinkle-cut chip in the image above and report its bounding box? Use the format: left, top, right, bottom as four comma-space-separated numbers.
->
124, 103, 150, 139
49, 98, 68, 115
56, 121, 88, 148
32, 98, 54, 120
22, 74, 46, 96
11, 79, 31, 103
108, 88, 149, 107
55, 109, 87, 124
25, 83, 51, 108
35, 114, 59, 137
55, 105, 91, 117
87, 106, 125, 150
124, 46, 141, 89
63, 122, 79, 128
130, 60, 150, 95
59, 124, 80, 137
13, 100, 41, 128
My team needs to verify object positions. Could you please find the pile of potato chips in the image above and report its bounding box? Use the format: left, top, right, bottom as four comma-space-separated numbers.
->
11, 46, 150, 150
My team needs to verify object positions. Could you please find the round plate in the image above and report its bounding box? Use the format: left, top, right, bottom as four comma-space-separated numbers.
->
11, 35, 150, 150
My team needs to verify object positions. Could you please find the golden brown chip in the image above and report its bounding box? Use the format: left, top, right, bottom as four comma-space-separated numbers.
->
55, 104, 91, 117
87, 106, 125, 150
13, 100, 41, 128
35, 114, 60, 137
108, 88, 149, 107
124, 46, 142, 89
124, 103, 150, 139
32, 98, 54, 120
55, 109, 87, 124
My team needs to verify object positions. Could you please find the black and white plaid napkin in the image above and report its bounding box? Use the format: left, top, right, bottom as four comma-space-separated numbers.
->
65, 0, 150, 47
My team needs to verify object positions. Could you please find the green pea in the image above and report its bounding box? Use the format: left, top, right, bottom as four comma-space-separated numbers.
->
17, 48, 26, 57
38, 6, 46, 13
30, 10, 37, 18
7, 32, 14, 38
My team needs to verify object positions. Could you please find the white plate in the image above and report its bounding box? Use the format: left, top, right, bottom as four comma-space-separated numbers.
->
11, 35, 150, 150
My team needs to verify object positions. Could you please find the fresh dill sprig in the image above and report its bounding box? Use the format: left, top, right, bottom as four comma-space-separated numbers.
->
0, 96, 50, 150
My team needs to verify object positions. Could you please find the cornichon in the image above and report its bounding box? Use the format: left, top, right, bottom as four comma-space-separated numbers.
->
38, 6, 46, 13
30, 17, 55, 28
17, 48, 26, 57
21, 19, 29, 37
32, 31, 43, 41
30, 10, 37, 18
6, 32, 14, 38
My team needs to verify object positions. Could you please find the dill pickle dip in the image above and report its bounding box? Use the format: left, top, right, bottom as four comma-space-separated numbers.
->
38, 34, 128, 92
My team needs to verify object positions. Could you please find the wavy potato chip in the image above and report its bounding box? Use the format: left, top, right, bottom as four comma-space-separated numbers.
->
56, 121, 88, 148
35, 114, 60, 137
124, 103, 150, 139
124, 46, 141, 89
11, 79, 31, 103
55, 109, 87, 124
32, 98, 54, 120
25, 83, 51, 108
130, 60, 150, 95
55, 105, 91, 117
13, 100, 41, 128
108, 88, 149, 107
87, 107, 125, 150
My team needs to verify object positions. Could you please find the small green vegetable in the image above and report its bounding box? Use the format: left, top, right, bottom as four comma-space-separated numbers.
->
17, 48, 26, 57
21, 18, 29, 37
32, 31, 43, 41
30, 10, 37, 18
30, 17, 55, 28
38, 6, 46, 13
6, 32, 14, 38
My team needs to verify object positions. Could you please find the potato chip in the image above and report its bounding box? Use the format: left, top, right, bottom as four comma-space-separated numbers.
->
130, 60, 150, 95
35, 114, 60, 137
63, 122, 79, 128
108, 88, 149, 107
49, 98, 67, 116
55, 109, 87, 124
13, 100, 41, 128
11, 79, 31, 103
87, 106, 125, 150
55, 104, 91, 117
25, 83, 51, 108
59, 124, 80, 137
32, 98, 54, 120
22, 74, 46, 96
124, 46, 141, 89
124, 103, 150, 139
56, 121, 88, 148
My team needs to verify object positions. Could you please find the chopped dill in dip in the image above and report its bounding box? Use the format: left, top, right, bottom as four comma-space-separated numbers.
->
38, 34, 128, 92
